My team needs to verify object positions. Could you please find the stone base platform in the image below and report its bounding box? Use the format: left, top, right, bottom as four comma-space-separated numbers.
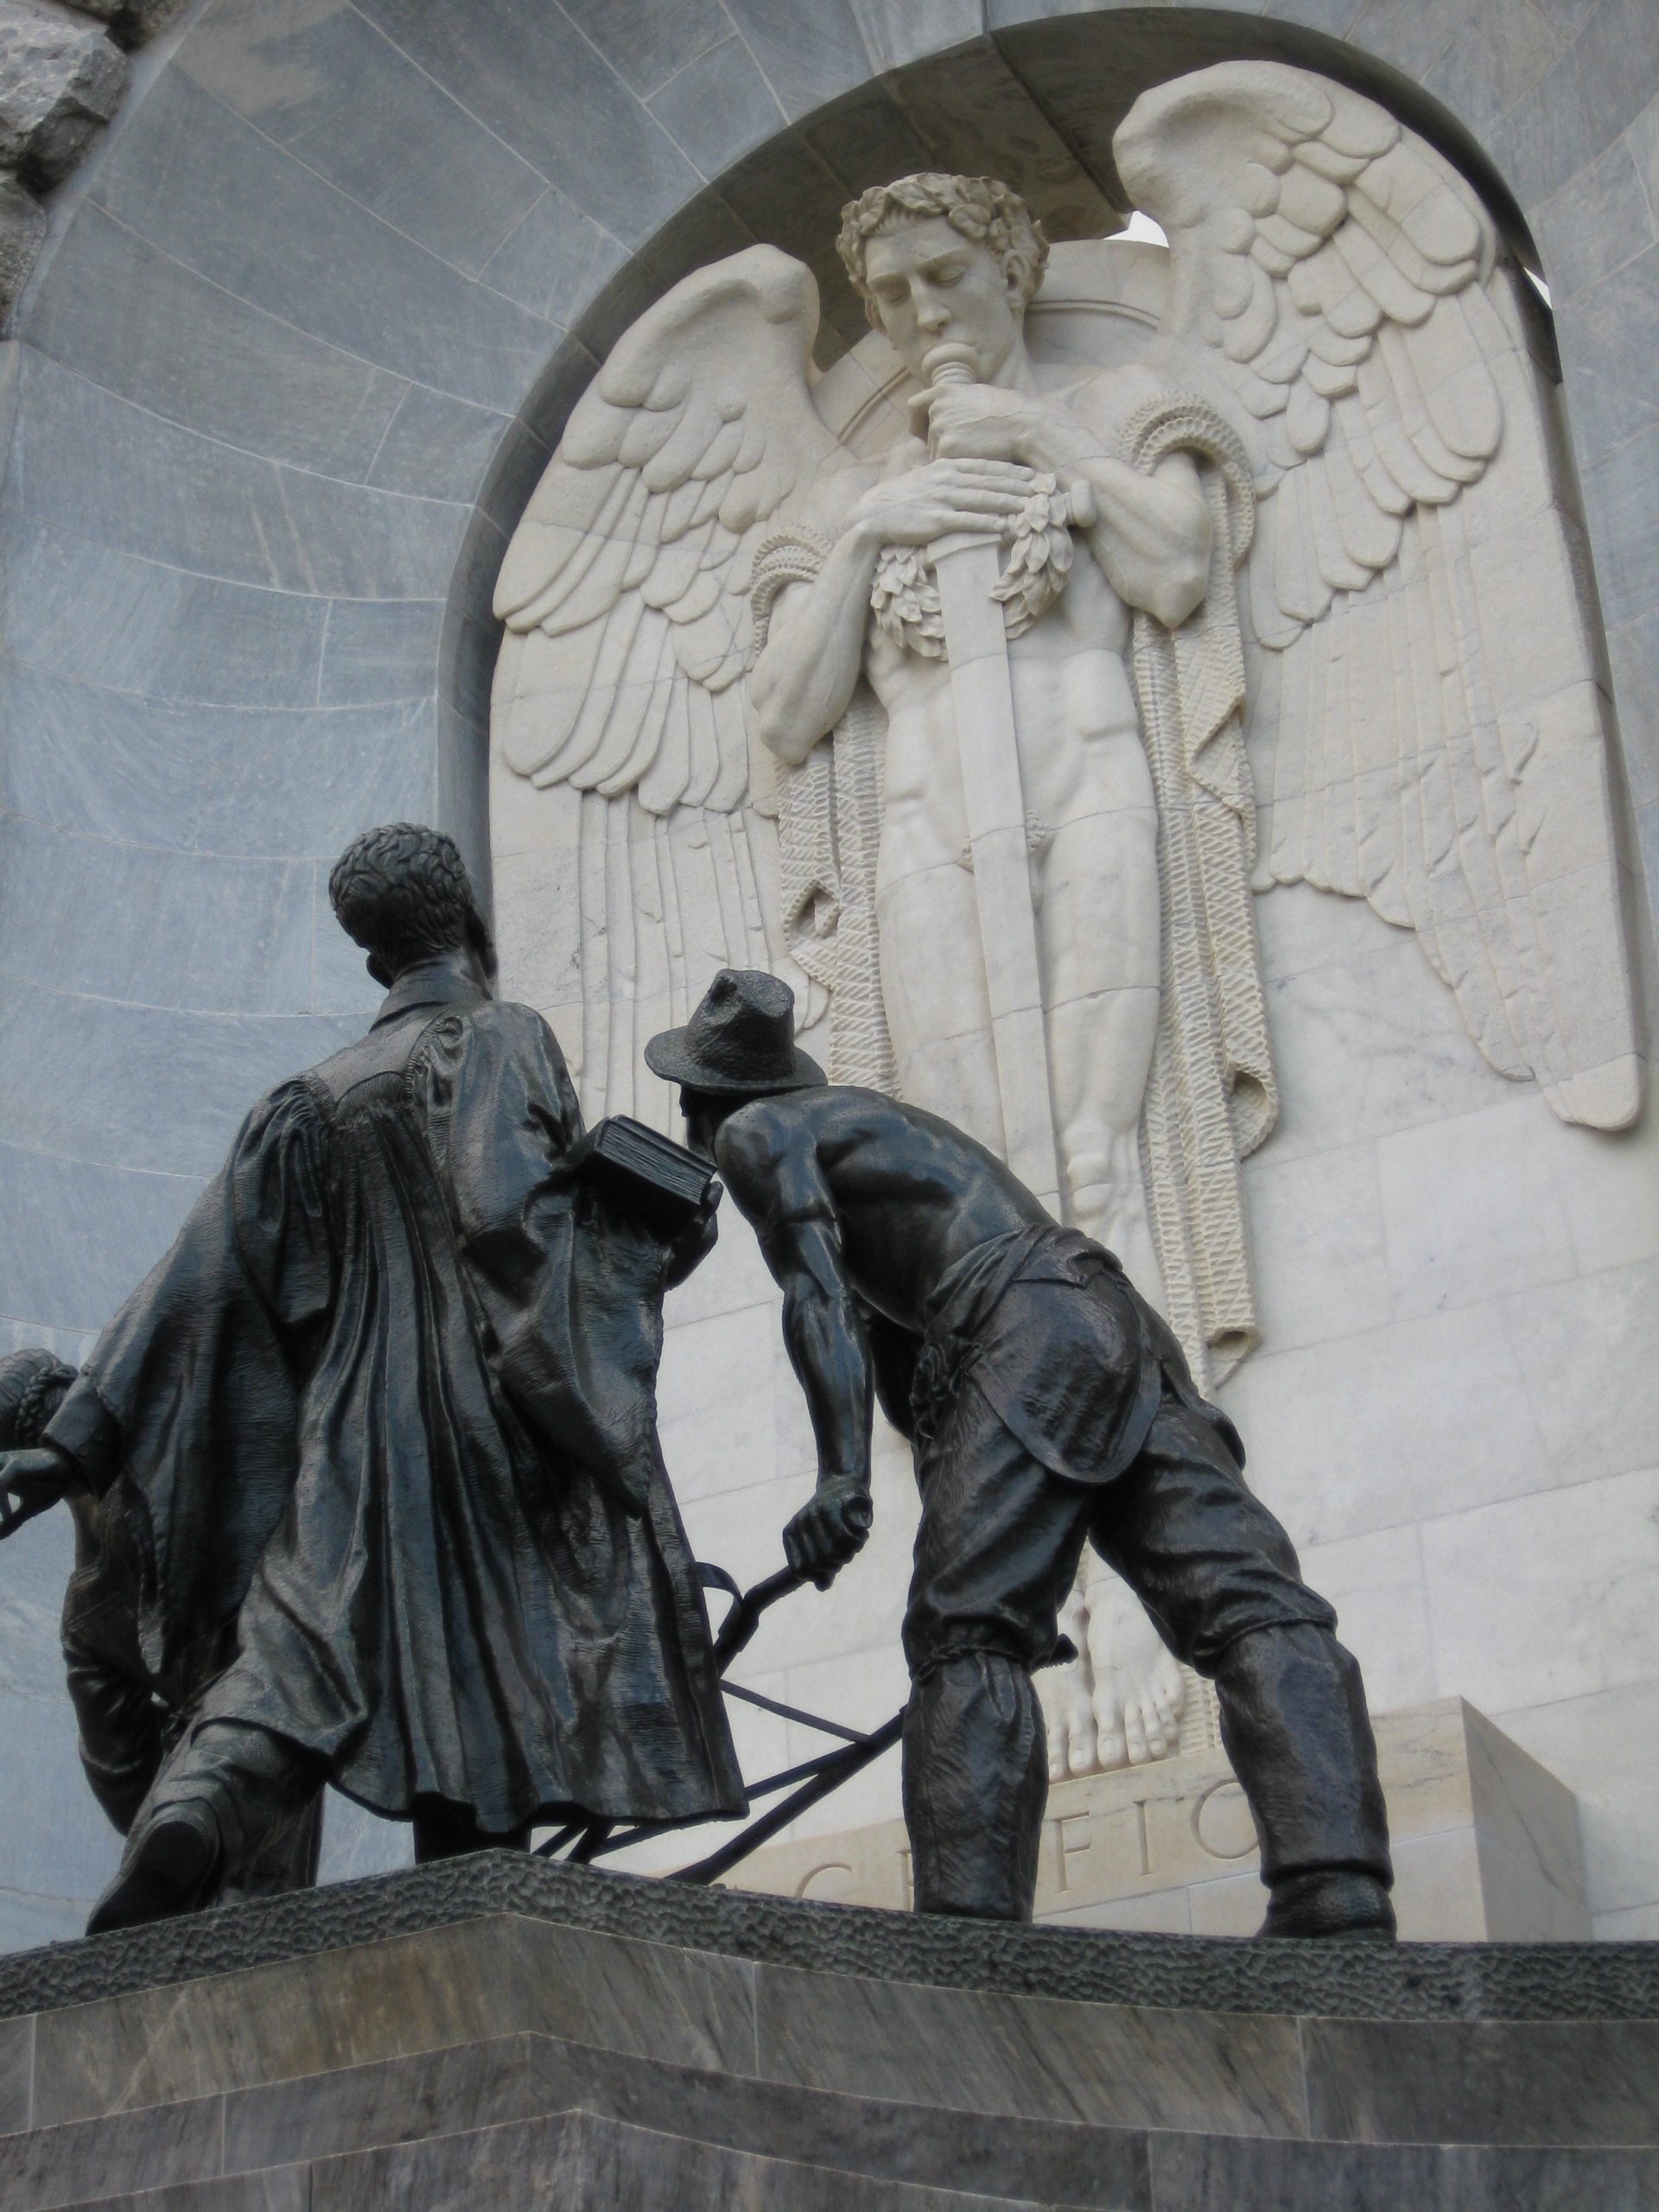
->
1, 1858, 1656, 2209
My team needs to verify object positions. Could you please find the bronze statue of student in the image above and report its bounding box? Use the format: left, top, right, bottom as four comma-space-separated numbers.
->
0, 825, 741, 1931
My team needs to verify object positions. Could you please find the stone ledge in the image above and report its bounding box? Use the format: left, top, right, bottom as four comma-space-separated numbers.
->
12, 2026, 1658, 2212
0, 1854, 1656, 2028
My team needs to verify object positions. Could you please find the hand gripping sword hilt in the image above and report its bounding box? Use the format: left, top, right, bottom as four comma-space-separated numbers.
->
921, 343, 1096, 530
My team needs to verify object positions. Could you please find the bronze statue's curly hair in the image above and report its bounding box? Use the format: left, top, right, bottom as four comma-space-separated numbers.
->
327, 823, 494, 984
836, 173, 1050, 327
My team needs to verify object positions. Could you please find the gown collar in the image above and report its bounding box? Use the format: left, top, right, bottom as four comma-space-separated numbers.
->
372, 958, 491, 1031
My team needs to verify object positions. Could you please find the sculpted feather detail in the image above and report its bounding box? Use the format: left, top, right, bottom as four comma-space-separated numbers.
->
493, 248, 842, 1119
1117, 62, 1639, 1130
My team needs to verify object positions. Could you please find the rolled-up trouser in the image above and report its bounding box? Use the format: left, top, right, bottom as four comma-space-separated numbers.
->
63, 1554, 324, 1899
903, 1652, 1048, 1919
901, 1375, 1391, 1918
121, 1716, 531, 1890
60, 1605, 162, 1837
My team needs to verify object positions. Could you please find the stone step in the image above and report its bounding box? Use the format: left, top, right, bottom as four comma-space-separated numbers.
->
52, 2109, 1057, 2212
43, 2105, 1659, 2212
3, 1859, 1656, 2211
11, 2029, 1659, 2212
5, 1864, 1658, 2154
2, 2030, 1148, 2210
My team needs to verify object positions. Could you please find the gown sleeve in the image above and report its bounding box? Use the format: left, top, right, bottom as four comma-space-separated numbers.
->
42, 1081, 334, 1684
415, 1002, 676, 1511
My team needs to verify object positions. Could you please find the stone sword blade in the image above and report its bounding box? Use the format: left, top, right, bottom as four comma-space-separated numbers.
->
924, 343, 1062, 1211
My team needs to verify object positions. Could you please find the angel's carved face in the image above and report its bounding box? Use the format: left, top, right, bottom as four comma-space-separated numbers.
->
861, 216, 1025, 385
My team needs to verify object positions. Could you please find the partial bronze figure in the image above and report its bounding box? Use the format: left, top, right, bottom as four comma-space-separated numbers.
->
648, 969, 1395, 1938
0, 1349, 324, 1904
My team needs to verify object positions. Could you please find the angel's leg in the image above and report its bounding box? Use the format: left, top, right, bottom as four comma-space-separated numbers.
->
876, 857, 1005, 1151
1030, 719, 1175, 1773
1034, 768, 1164, 1305
1080, 1554, 1185, 1770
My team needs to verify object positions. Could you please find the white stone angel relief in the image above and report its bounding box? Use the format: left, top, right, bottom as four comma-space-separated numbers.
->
491, 60, 1638, 1781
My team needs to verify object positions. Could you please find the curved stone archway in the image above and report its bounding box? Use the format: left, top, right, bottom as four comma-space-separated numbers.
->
0, 0, 1654, 1942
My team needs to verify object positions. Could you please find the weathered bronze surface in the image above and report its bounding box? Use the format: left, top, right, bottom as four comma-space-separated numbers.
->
0, 827, 741, 1933
651, 969, 1395, 1937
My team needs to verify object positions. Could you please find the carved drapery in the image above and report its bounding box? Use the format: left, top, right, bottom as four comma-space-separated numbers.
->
1125, 394, 1272, 1387
753, 529, 897, 1094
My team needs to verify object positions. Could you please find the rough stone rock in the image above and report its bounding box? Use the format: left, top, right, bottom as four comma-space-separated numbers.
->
0, 167, 43, 308
113, 0, 192, 43
0, 0, 124, 188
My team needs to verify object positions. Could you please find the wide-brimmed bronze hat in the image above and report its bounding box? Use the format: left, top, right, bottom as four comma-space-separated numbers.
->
645, 969, 825, 1096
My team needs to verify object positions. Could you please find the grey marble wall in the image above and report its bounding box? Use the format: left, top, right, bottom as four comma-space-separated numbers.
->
0, 0, 1653, 1944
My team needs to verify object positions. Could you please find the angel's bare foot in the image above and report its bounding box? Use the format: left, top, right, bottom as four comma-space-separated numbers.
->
1084, 1565, 1185, 1771
1041, 1655, 1098, 1780
1117, 1660, 1185, 1764
1040, 1580, 1098, 1779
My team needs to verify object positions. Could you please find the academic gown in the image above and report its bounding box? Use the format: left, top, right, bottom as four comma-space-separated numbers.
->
45, 969, 744, 1834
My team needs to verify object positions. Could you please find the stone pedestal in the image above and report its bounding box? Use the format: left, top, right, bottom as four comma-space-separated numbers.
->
730, 1700, 1590, 1942
0, 1858, 1653, 2209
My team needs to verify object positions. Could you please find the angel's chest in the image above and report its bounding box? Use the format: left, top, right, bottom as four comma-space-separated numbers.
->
864, 526, 1128, 689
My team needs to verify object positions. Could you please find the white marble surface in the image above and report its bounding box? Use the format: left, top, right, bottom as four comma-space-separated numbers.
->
570, 871, 1659, 1916
1421, 1467, 1659, 1716
493, 73, 1645, 1805
486, 76, 1658, 1929
1217, 886, 1659, 1927
725, 1699, 1591, 1941
1491, 1681, 1659, 1931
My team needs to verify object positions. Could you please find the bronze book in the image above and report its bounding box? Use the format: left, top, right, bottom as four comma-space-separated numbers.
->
576, 1115, 719, 1237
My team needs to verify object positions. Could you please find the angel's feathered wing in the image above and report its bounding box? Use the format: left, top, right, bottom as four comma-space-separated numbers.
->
1117, 61, 1639, 1130
492, 246, 842, 1122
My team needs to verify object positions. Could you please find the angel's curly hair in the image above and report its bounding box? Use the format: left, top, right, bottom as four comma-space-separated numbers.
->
836, 173, 1050, 327
327, 823, 495, 983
